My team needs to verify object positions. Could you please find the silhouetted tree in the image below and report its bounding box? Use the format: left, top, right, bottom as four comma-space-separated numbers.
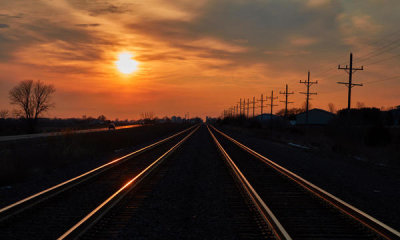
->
0, 109, 8, 119
9, 80, 55, 132
97, 115, 107, 122
356, 102, 365, 109
141, 112, 155, 120
328, 103, 336, 113
141, 112, 156, 124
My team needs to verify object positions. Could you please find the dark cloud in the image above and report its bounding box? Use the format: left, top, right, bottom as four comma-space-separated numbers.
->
75, 23, 101, 27
0, 18, 116, 62
136, 53, 186, 62
66, 0, 129, 16
127, 0, 346, 71
0, 24, 9, 28
0, 13, 22, 19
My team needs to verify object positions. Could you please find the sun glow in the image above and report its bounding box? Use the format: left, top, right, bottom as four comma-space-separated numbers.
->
116, 52, 138, 74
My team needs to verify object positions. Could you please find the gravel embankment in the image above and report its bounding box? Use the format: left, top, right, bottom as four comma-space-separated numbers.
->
217, 125, 400, 230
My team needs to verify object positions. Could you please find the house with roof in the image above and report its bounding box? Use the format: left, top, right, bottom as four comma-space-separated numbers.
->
295, 108, 335, 125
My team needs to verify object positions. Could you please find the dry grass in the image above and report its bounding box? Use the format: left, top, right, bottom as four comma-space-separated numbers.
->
219, 123, 400, 168
0, 123, 189, 186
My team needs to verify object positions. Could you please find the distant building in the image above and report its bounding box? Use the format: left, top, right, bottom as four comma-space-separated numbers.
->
255, 113, 282, 121
295, 108, 335, 125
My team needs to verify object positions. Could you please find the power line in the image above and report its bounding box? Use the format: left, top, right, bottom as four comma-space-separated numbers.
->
361, 52, 400, 66
364, 75, 400, 85
357, 35, 400, 63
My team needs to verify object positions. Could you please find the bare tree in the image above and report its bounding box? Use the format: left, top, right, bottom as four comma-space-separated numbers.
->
356, 101, 365, 109
0, 109, 9, 119
97, 115, 107, 122
9, 80, 55, 131
328, 103, 336, 113
141, 112, 155, 120
301, 101, 312, 111
140, 112, 155, 124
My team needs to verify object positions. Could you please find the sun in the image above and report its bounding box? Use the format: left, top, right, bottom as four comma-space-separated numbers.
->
116, 52, 138, 74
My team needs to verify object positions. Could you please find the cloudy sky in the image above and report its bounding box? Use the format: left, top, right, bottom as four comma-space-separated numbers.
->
0, 0, 399, 119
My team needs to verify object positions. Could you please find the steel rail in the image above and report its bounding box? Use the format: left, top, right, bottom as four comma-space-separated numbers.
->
207, 125, 292, 240
58, 125, 199, 239
210, 125, 400, 240
0, 124, 197, 222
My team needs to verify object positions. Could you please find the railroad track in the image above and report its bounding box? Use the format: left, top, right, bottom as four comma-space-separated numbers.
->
208, 125, 400, 240
0, 125, 199, 239
78, 124, 269, 239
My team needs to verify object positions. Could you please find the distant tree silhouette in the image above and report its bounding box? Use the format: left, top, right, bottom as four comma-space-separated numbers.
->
9, 80, 55, 132
302, 101, 312, 111
140, 112, 156, 124
356, 102, 365, 109
276, 109, 285, 116
97, 115, 107, 122
141, 112, 154, 119
328, 103, 336, 113
0, 109, 8, 119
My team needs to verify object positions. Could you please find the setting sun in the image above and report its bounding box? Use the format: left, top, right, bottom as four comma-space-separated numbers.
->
116, 52, 138, 74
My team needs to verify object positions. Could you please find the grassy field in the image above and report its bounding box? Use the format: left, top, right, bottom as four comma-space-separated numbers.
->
217, 122, 400, 169
0, 123, 190, 186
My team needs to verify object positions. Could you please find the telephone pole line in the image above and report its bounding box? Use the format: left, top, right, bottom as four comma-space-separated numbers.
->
257, 94, 266, 116
246, 98, 250, 118
235, 104, 238, 116
279, 84, 294, 118
250, 96, 256, 118
300, 71, 318, 125
266, 90, 278, 121
238, 99, 242, 116
243, 97, 246, 116
338, 52, 364, 111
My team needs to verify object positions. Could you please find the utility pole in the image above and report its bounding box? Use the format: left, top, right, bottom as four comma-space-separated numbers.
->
238, 99, 242, 116
246, 98, 250, 118
279, 84, 294, 118
257, 94, 266, 116
251, 96, 256, 118
338, 52, 363, 111
236, 104, 238, 116
300, 71, 318, 125
243, 97, 246, 116
266, 90, 278, 121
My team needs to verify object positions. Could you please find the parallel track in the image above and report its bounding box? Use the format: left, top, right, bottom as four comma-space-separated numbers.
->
0, 125, 198, 239
58, 125, 199, 239
77, 125, 272, 239
209, 125, 400, 240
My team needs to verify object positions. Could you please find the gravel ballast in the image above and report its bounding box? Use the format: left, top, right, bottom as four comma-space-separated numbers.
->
86, 125, 266, 239
217, 125, 400, 230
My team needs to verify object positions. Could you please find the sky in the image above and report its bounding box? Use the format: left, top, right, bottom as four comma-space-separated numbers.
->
0, 0, 399, 120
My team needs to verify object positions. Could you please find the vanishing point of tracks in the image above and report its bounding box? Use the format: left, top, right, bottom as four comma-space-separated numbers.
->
1, 124, 399, 239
